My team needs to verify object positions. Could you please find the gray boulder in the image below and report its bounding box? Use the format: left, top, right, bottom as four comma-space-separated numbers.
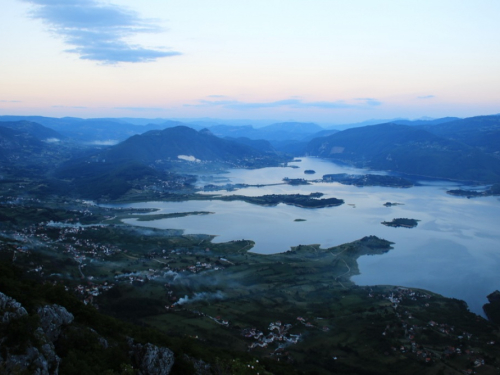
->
37, 304, 74, 342
0, 294, 62, 375
129, 339, 175, 375
0, 291, 28, 323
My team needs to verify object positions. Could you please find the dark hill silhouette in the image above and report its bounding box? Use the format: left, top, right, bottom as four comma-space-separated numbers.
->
224, 137, 276, 153
0, 120, 64, 140
419, 115, 500, 154
103, 126, 274, 164
0, 126, 44, 162
305, 123, 500, 183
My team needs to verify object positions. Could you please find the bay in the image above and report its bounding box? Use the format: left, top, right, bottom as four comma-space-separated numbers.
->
114, 157, 500, 316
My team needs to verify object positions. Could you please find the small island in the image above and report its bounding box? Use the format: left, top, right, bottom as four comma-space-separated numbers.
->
283, 177, 310, 185
381, 218, 419, 228
447, 183, 500, 198
304, 169, 316, 175
383, 202, 404, 207
323, 173, 414, 188
220, 192, 344, 208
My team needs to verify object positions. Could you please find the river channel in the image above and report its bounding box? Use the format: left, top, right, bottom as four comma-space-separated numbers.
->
117, 157, 500, 316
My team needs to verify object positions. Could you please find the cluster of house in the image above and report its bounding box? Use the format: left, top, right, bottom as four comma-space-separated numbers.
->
13, 221, 121, 267
243, 321, 301, 350
1, 197, 42, 208
129, 168, 196, 192
380, 287, 432, 310
74, 281, 114, 305
370, 287, 492, 371
114, 269, 159, 284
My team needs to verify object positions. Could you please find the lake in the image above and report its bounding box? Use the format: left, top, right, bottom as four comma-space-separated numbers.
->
115, 157, 500, 316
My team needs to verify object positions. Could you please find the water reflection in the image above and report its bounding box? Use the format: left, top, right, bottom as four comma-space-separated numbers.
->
115, 157, 500, 316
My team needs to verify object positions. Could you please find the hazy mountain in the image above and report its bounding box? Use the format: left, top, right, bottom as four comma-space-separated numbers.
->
300, 128, 339, 141
210, 121, 324, 142
257, 122, 324, 141
0, 121, 114, 183
103, 126, 278, 165
209, 124, 258, 139
393, 117, 460, 126
270, 128, 340, 155
0, 120, 64, 140
330, 117, 460, 130
224, 137, 276, 153
0, 125, 44, 163
305, 122, 500, 183
418, 115, 500, 154
0, 116, 197, 143
53, 126, 289, 199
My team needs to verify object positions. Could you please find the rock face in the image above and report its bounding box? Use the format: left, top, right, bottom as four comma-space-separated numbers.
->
487, 290, 500, 303
184, 354, 211, 375
1, 292, 176, 374
1, 344, 59, 375
484, 290, 500, 324
0, 292, 74, 375
129, 339, 175, 375
37, 304, 74, 342
0, 291, 28, 323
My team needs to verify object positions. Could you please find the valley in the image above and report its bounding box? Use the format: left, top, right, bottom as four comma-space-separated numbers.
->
2, 198, 500, 374
2, 116, 500, 374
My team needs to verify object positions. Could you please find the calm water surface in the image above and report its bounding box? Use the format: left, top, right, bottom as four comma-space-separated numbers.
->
116, 158, 500, 315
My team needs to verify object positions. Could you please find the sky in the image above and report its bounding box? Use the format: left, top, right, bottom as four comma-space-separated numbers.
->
1, 0, 500, 125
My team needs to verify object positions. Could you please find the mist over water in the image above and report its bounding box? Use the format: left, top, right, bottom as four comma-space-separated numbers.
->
113, 157, 500, 316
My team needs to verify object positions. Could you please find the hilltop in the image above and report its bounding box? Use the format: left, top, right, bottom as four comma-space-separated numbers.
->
102, 126, 285, 167
305, 121, 500, 183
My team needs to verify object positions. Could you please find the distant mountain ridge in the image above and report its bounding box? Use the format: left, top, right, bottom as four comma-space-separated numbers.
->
208, 121, 325, 142
53, 126, 291, 199
0, 116, 326, 144
103, 126, 283, 166
305, 121, 500, 183
0, 120, 64, 140
0, 116, 192, 143
4, 113, 500, 186
0, 121, 68, 171
418, 115, 500, 155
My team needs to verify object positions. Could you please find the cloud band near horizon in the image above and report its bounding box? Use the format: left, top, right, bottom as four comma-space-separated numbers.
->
186, 98, 382, 110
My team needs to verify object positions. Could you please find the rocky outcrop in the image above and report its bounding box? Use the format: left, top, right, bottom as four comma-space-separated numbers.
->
184, 354, 211, 375
1, 344, 59, 375
484, 290, 500, 324
128, 338, 175, 375
0, 293, 74, 375
37, 304, 74, 342
0, 291, 28, 323
1, 292, 177, 374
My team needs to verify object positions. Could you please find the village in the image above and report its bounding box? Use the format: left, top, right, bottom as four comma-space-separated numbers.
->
369, 286, 490, 372
1, 197, 500, 374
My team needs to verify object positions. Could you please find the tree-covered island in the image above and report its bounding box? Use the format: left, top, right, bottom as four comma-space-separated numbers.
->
382, 218, 420, 228
323, 173, 414, 188
218, 192, 344, 208
447, 183, 500, 198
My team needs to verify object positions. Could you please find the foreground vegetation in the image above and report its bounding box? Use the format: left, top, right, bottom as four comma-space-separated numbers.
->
1, 199, 499, 374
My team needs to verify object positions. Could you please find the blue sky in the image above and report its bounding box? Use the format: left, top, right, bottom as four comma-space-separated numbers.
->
1, 0, 500, 124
